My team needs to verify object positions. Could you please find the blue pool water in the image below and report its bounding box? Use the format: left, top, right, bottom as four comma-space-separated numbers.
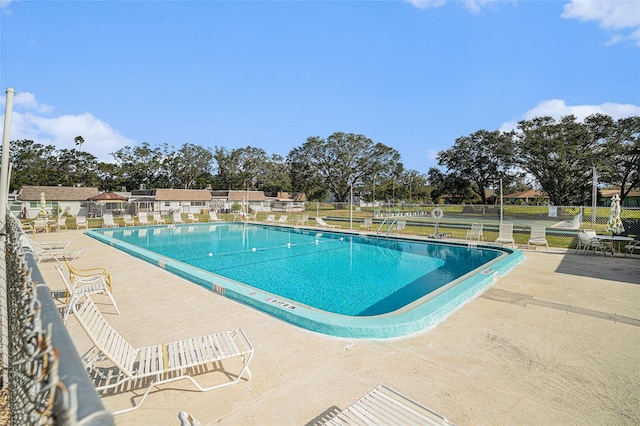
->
88, 223, 523, 338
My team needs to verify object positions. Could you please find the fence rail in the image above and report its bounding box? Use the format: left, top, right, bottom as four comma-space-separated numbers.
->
2, 212, 114, 425
308, 203, 640, 248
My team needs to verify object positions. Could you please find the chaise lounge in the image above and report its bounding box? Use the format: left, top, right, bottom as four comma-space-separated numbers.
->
72, 296, 254, 415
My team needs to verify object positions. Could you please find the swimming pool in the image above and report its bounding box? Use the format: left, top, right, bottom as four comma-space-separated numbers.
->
87, 223, 523, 338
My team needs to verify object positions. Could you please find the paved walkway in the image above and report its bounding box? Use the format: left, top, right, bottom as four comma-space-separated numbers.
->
33, 229, 640, 425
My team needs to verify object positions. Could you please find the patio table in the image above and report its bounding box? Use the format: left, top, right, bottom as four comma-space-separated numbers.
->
596, 235, 634, 256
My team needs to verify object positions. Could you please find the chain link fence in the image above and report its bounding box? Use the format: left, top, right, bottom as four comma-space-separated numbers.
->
308, 202, 640, 248
1, 213, 114, 425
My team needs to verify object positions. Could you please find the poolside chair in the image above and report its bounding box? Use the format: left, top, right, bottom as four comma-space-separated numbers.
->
54, 263, 119, 323
50, 215, 68, 232
19, 235, 72, 251
208, 211, 223, 222
298, 214, 310, 226
64, 258, 114, 293
187, 213, 199, 223
276, 215, 289, 224
495, 222, 515, 247
102, 214, 119, 228
152, 212, 166, 225
396, 220, 407, 232
466, 223, 484, 241
310, 384, 454, 426
33, 218, 49, 233
20, 238, 89, 263
527, 225, 548, 250
576, 231, 610, 256
137, 214, 152, 226
76, 215, 88, 230
264, 214, 276, 224
173, 211, 185, 224
122, 214, 135, 226
315, 217, 341, 228
624, 239, 640, 257
360, 218, 373, 230
72, 295, 254, 415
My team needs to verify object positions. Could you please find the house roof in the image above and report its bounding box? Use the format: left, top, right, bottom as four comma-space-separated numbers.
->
227, 190, 266, 202
275, 192, 307, 202
153, 189, 213, 201
88, 192, 128, 201
504, 190, 547, 199
17, 185, 100, 201
600, 189, 640, 198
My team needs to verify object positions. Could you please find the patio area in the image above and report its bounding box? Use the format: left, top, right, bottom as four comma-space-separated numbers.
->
33, 228, 640, 425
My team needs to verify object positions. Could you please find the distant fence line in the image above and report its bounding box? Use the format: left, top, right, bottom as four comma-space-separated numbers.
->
2, 212, 114, 425
314, 203, 640, 248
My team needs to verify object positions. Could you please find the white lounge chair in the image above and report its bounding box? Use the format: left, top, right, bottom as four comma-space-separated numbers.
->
102, 214, 119, 228
315, 217, 341, 228
152, 212, 166, 225
276, 215, 288, 224
173, 212, 185, 224
76, 215, 88, 230
466, 223, 484, 241
527, 225, 548, 250
26, 242, 89, 263
72, 296, 254, 415
122, 214, 135, 226
208, 211, 223, 222
312, 384, 454, 426
33, 218, 49, 233
137, 214, 152, 226
396, 220, 407, 232
54, 263, 119, 323
51, 215, 68, 232
495, 222, 515, 247
360, 218, 373, 230
264, 214, 276, 224
187, 213, 199, 223
297, 214, 310, 226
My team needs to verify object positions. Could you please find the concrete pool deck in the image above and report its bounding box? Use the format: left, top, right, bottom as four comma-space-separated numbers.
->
33, 228, 640, 425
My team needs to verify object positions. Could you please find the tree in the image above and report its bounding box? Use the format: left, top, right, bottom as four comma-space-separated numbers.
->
74, 135, 85, 150
213, 146, 272, 190
110, 142, 168, 190
287, 132, 401, 202
435, 129, 516, 204
165, 143, 214, 189
516, 115, 599, 206
427, 167, 474, 204
8, 140, 58, 191
597, 115, 640, 203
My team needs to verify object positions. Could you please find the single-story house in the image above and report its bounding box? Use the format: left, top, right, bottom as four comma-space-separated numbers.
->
503, 190, 549, 205
130, 189, 213, 214
16, 185, 101, 218
267, 192, 306, 212
599, 189, 640, 207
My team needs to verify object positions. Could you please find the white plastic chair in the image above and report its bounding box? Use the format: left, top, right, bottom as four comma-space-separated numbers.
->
495, 222, 515, 247
527, 225, 548, 250
466, 223, 483, 241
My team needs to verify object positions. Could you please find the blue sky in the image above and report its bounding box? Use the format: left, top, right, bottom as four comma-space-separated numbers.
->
1, 0, 639, 175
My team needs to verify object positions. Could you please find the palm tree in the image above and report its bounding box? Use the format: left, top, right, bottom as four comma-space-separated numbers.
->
74, 136, 85, 150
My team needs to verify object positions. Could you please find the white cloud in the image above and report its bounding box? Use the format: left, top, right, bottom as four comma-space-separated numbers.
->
405, 0, 447, 10
1, 91, 135, 162
562, 0, 640, 46
500, 99, 640, 131
405, 0, 501, 12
